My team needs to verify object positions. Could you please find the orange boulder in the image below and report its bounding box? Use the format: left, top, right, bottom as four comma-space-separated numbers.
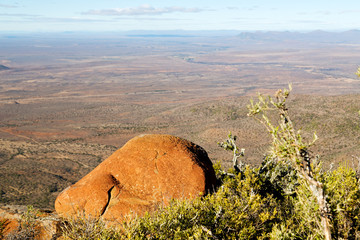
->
55, 134, 217, 222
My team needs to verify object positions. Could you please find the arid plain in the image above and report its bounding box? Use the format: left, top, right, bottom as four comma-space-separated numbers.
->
0, 31, 360, 208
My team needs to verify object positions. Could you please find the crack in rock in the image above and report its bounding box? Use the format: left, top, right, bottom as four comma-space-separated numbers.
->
100, 185, 114, 217
153, 151, 167, 174
100, 175, 122, 217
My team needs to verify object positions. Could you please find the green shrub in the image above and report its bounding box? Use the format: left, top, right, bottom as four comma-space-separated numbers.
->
324, 164, 360, 239
60, 214, 121, 240
6, 206, 40, 240
123, 165, 277, 239
247, 85, 333, 239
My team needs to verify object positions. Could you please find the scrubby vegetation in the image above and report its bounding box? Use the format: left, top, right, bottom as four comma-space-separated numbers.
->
6, 206, 41, 240
60, 214, 121, 240
4, 86, 360, 239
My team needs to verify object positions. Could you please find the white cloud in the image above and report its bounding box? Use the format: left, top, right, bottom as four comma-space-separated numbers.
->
83, 4, 203, 16
0, 13, 39, 17
0, 4, 17, 8
26, 16, 114, 23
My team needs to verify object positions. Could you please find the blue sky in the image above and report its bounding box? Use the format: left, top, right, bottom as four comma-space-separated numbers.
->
1, 0, 360, 32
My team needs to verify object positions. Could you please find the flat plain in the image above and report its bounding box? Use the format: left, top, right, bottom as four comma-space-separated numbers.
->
0, 31, 360, 208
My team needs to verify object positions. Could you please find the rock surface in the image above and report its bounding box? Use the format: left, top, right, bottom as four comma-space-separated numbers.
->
0, 205, 60, 239
55, 134, 217, 222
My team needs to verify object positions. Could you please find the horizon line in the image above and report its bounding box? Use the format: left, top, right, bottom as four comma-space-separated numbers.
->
0, 28, 359, 34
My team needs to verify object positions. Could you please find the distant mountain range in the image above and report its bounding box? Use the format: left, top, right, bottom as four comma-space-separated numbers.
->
122, 29, 360, 44
236, 30, 360, 43
2, 30, 360, 44
124, 29, 360, 44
